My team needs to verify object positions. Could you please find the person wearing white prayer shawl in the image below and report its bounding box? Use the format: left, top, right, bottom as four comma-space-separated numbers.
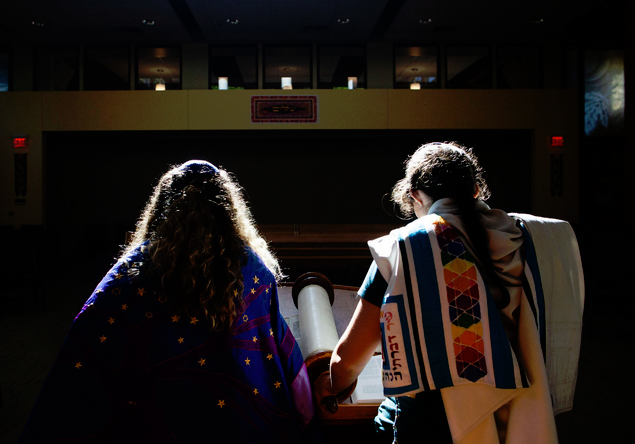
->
313, 142, 584, 444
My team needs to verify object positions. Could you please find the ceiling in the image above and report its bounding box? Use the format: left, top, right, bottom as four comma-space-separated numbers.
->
0, 0, 624, 47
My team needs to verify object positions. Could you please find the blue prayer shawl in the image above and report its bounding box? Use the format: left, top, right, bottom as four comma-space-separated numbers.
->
20, 244, 316, 444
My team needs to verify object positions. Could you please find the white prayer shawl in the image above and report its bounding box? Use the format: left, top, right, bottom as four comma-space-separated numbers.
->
369, 212, 583, 443
509, 213, 584, 415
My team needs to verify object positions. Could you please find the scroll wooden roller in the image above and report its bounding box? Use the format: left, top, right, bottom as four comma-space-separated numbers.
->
292, 272, 356, 402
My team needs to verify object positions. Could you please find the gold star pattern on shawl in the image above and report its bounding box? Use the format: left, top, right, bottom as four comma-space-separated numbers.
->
265, 288, 269, 294
158, 295, 167, 304
253, 388, 259, 395
253, 275, 259, 284
243, 314, 248, 322
198, 358, 206, 366
233, 289, 239, 297
137, 287, 146, 296
270, 328, 273, 337
99, 335, 107, 343
107, 317, 115, 325
112, 288, 121, 295
218, 400, 225, 408
244, 358, 251, 365
121, 304, 128, 310
266, 354, 273, 360
190, 317, 199, 325
171, 314, 180, 323
252, 336, 257, 342
145, 312, 153, 319
250, 288, 256, 294
274, 381, 281, 389
75, 362, 82, 369
177, 337, 184, 344
115, 273, 123, 280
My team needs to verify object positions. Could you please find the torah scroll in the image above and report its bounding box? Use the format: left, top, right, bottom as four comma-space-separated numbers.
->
292, 272, 356, 401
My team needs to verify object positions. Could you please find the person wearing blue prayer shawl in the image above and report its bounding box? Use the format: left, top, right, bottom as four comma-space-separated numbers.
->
314, 143, 577, 444
20, 160, 319, 444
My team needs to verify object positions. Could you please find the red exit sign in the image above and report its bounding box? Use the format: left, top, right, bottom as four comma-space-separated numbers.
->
551, 136, 564, 147
12, 135, 29, 153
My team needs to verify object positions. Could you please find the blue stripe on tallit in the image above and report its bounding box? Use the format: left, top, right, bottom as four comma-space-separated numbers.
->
483, 284, 520, 389
517, 221, 546, 359
403, 225, 453, 389
397, 239, 428, 392
380, 323, 390, 372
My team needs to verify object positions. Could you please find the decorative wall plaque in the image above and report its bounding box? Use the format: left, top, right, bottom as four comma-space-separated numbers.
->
251, 96, 318, 123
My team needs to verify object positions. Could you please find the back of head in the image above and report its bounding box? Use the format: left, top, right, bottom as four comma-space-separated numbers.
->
125, 160, 280, 331
392, 142, 490, 219
392, 143, 512, 308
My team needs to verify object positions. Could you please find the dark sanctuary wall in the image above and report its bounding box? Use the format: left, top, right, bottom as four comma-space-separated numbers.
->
45, 129, 531, 224
43, 129, 531, 283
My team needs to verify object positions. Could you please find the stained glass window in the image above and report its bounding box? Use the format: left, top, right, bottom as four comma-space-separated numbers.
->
584, 50, 624, 136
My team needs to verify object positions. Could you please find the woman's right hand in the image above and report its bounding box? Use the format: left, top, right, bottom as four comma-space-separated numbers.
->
312, 371, 339, 414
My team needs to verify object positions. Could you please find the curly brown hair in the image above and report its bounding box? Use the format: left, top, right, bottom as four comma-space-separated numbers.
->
391, 142, 490, 219
391, 142, 511, 308
122, 160, 282, 331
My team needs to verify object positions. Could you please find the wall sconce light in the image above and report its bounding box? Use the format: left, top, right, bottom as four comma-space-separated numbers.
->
155, 83, 166, 91
219, 77, 228, 90
281, 77, 293, 90
410, 82, 421, 90
348, 77, 358, 90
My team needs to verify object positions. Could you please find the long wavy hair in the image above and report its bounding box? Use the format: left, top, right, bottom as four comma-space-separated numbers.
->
122, 160, 282, 331
392, 142, 509, 309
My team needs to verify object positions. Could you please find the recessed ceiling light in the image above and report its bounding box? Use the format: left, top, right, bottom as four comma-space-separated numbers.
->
31, 21, 44, 27
227, 19, 239, 25
419, 18, 433, 24
530, 18, 545, 25
142, 20, 155, 26
337, 18, 350, 24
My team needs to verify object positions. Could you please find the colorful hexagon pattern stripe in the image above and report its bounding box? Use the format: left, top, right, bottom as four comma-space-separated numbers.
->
432, 219, 487, 382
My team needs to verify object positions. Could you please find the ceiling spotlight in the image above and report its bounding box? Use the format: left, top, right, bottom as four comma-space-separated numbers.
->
142, 20, 155, 25
337, 18, 350, 24
530, 18, 545, 25
31, 21, 44, 27
419, 18, 433, 24
227, 19, 239, 25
